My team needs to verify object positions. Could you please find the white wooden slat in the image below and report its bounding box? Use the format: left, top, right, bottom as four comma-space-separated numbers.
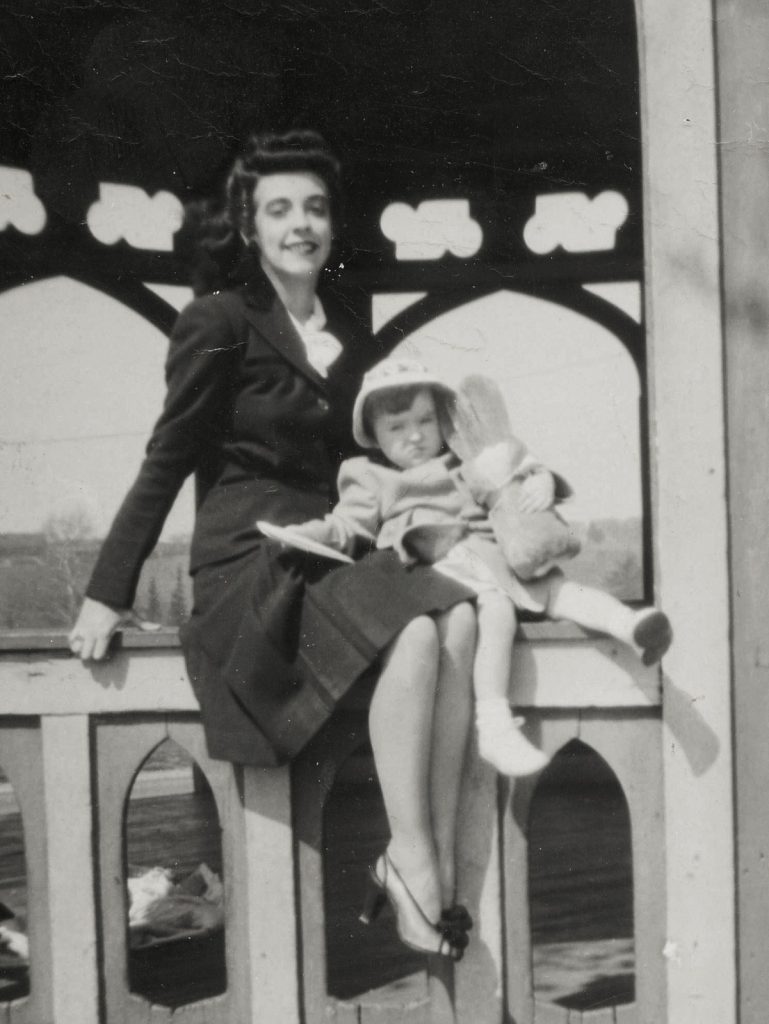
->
641, 0, 736, 1020
0, 724, 51, 1024
295, 831, 326, 1024
454, 747, 503, 1024
507, 716, 581, 1024
0, 651, 196, 715
510, 642, 659, 709
0, 639, 658, 718
40, 715, 99, 1024
242, 765, 301, 1024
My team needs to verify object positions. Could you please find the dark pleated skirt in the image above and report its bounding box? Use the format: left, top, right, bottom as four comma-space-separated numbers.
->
181, 540, 474, 766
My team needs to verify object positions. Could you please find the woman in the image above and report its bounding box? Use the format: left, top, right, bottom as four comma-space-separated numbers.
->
69, 131, 477, 959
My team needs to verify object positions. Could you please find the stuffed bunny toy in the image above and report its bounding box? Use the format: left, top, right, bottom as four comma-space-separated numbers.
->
441, 376, 581, 580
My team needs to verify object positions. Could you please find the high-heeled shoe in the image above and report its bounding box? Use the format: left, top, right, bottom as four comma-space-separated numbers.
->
359, 852, 464, 961
438, 903, 472, 951
441, 904, 473, 932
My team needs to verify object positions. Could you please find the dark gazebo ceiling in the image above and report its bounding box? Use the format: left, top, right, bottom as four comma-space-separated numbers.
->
1, 0, 640, 274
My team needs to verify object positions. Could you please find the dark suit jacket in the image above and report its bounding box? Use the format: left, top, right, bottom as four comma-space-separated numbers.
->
87, 256, 375, 610
85, 259, 473, 765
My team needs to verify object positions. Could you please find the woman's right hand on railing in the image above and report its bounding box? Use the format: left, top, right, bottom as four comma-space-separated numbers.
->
68, 597, 149, 661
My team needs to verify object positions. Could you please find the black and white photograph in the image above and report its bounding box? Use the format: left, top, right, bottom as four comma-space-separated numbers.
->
0, 1, 764, 1021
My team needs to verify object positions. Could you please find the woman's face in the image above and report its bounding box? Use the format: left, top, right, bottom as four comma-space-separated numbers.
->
251, 172, 332, 283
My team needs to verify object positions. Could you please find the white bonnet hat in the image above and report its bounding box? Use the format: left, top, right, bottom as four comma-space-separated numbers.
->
352, 357, 455, 448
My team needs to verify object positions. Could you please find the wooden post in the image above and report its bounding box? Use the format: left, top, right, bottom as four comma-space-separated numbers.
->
242, 765, 301, 1024
40, 715, 99, 1024
453, 750, 504, 1024
637, 0, 737, 1020
713, 2, 769, 1021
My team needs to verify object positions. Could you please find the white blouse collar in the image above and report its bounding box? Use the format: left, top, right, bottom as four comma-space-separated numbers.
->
288, 297, 342, 378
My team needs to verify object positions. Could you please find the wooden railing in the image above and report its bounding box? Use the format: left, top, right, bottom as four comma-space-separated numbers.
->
0, 626, 665, 1024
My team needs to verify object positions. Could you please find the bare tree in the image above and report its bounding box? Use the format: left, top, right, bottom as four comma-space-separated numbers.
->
41, 506, 99, 624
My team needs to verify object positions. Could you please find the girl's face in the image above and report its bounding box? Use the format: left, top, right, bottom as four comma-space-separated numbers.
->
372, 389, 444, 470
251, 172, 332, 283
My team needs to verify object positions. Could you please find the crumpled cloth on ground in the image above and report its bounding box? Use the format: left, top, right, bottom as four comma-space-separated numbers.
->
127, 863, 224, 946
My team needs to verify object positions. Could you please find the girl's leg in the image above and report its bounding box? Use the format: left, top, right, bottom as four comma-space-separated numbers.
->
369, 614, 442, 923
546, 575, 672, 664
473, 590, 516, 702
473, 591, 549, 777
428, 602, 476, 908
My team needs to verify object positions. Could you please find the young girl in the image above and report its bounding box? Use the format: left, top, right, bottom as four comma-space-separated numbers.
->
276, 357, 673, 776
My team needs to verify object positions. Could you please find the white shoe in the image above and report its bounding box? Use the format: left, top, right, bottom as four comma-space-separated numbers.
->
477, 715, 549, 777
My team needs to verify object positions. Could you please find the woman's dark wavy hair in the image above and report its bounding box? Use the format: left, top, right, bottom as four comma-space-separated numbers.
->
227, 129, 342, 244
176, 130, 342, 296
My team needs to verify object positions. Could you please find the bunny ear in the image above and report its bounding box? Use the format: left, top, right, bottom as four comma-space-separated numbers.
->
443, 374, 518, 459
457, 375, 515, 442
438, 389, 487, 459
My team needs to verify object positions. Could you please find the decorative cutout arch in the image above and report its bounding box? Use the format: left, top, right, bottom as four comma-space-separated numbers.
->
125, 737, 225, 1008
95, 717, 249, 1022
527, 739, 634, 1012
383, 287, 648, 600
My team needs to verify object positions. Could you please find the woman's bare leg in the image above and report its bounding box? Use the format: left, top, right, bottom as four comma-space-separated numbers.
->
429, 602, 476, 909
369, 614, 442, 922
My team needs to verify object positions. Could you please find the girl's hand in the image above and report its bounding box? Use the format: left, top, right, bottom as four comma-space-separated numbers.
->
68, 598, 160, 662
517, 469, 556, 513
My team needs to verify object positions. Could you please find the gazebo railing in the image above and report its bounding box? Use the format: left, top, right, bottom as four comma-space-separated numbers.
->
0, 626, 664, 1024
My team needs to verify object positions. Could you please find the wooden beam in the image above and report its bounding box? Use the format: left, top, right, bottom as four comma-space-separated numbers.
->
639, 0, 737, 1020
41, 716, 99, 1024
713, 2, 769, 1021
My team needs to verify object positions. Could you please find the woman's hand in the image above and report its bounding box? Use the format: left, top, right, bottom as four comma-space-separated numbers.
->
517, 469, 556, 513
68, 598, 160, 662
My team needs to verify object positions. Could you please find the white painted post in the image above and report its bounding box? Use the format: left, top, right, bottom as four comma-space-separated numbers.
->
242, 765, 302, 1024
637, 0, 737, 1020
40, 714, 100, 1024
454, 750, 504, 1024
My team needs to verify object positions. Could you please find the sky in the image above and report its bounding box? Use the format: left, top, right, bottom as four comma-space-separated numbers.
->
0, 277, 641, 537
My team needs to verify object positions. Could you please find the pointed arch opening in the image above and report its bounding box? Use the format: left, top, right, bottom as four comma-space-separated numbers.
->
528, 738, 634, 1011
386, 289, 645, 601
124, 738, 226, 1007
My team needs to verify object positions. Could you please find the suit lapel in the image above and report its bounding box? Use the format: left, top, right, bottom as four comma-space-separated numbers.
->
234, 257, 329, 391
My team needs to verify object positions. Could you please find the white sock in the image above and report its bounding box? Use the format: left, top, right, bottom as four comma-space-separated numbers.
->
475, 698, 549, 776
